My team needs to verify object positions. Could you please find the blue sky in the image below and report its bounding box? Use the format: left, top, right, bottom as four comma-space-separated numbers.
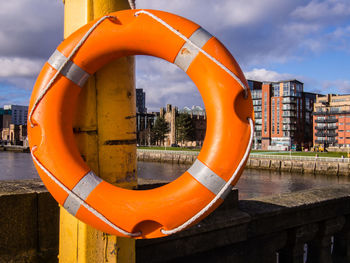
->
0, 0, 349, 111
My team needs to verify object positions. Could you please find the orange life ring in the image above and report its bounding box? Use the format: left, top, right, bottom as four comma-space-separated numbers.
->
28, 9, 254, 239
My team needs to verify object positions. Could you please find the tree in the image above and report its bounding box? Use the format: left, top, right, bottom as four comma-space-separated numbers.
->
176, 113, 195, 145
151, 117, 169, 145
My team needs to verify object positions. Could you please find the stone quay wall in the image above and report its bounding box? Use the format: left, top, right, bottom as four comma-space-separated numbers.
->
137, 149, 350, 176
1, 179, 350, 262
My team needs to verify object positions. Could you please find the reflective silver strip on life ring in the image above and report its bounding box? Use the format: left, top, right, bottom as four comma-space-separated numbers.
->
187, 159, 232, 198
174, 27, 213, 72
63, 171, 102, 216
48, 49, 90, 87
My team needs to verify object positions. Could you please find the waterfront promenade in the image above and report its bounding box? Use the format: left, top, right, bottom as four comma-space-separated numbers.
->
137, 149, 350, 176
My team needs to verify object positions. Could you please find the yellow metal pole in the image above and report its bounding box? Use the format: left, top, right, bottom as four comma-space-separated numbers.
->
59, 0, 137, 262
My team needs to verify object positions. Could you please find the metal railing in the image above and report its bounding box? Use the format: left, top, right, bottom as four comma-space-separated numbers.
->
250, 153, 350, 163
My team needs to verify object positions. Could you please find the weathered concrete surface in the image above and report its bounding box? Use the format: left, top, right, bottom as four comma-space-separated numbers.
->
316, 162, 339, 175
281, 160, 292, 172
339, 163, 350, 176
137, 150, 198, 165
303, 161, 316, 174
136, 184, 350, 263
291, 161, 303, 173
0, 180, 58, 263
136, 188, 249, 263
3, 178, 350, 263
249, 158, 260, 169
137, 150, 350, 176
270, 160, 281, 170
260, 159, 271, 169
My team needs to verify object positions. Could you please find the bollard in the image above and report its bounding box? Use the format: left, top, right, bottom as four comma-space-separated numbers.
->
59, 0, 136, 262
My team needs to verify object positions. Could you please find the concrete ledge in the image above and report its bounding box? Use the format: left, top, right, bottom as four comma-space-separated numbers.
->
281, 161, 292, 172
3, 179, 350, 263
136, 184, 350, 263
0, 180, 58, 263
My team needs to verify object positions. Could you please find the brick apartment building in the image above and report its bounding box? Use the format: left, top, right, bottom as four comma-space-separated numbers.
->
313, 94, 350, 149
249, 79, 317, 150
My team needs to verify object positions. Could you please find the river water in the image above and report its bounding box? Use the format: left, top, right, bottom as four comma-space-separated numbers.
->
1, 151, 349, 199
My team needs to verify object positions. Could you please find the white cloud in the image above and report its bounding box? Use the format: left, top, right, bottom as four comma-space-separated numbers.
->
244, 68, 294, 82
136, 56, 202, 111
0, 0, 63, 58
292, 0, 350, 21
0, 57, 44, 78
321, 80, 350, 93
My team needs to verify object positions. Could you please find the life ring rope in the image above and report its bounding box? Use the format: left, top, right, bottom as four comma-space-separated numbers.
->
28, 15, 116, 128
134, 10, 249, 98
31, 147, 142, 237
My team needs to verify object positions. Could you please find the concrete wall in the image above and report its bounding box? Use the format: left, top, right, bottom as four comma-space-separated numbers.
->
247, 158, 349, 176
2, 180, 350, 262
0, 180, 58, 263
137, 150, 350, 176
136, 185, 350, 263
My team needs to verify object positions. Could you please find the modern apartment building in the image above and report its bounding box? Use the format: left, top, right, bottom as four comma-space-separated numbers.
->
136, 88, 147, 113
3, 105, 28, 125
0, 108, 12, 130
249, 80, 263, 149
313, 94, 350, 148
249, 79, 317, 150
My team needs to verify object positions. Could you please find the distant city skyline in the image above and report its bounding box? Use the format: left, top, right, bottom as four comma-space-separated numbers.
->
0, 0, 349, 111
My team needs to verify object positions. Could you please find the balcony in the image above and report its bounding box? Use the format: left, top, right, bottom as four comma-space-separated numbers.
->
253, 106, 262, 112
282, 111, 296, 117
282, 97, 297, 104
283, 125, 297, 131
315, 125, 338, 130
252, 100, 262, 106
313, 110, 350, 116
315, 139, 338, 144
328, 132, 338, 137
315, 118, 338, 123
282, 105, 296, 111
282, 119, 297, 124
327, 125, 338, 130
315, 131, 338, 137
255, 119, 262, 125
315, 131, 325, 137
329, 138, 338, 143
